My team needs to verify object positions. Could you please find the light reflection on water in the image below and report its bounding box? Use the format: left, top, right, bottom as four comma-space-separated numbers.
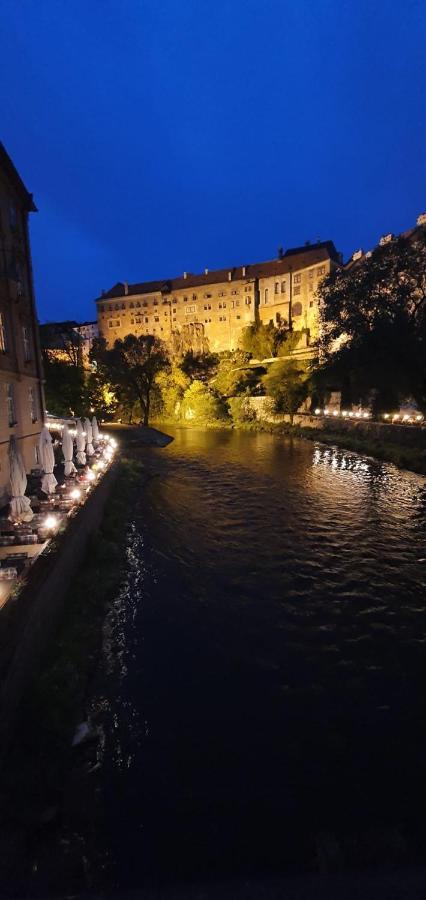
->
89, 428, 426, 884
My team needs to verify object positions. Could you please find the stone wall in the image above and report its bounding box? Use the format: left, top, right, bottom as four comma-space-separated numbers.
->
0, 463, 119, 758
247, 397, 426, 448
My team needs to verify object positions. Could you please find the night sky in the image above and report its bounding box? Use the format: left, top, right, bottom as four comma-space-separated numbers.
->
1, 0, 425, 324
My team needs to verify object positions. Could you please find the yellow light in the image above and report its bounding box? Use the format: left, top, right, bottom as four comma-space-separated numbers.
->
70, 488, 81, 500
314, 408, 321, 415
363, 412, 369, 419
333, 410, 339, 416
44, 514, 58, 531
416, 414, 423, 422
87, 470, 96, 482
383, 413, 389, 419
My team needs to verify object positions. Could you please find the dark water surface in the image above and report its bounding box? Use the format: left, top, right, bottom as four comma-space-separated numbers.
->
92, 428, 426, 886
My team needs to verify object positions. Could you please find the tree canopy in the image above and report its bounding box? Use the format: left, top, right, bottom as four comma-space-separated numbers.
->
90, 334, 169, 425
317, 229, 426, 411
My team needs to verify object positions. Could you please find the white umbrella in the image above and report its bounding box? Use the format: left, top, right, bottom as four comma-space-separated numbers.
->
84, 417, 95, 457
76, 420, 86, 466
91, 415, 100, 444
62, 424, 77, 476
8, 437, 33, 522
39, 426, 58, 495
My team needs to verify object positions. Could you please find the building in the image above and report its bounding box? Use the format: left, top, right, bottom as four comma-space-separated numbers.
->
40, 319, 98, 370
0, 143, 44, 504
96, 241, 341, 356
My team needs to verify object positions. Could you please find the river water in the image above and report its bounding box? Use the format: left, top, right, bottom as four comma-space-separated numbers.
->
92, 428, 426, 886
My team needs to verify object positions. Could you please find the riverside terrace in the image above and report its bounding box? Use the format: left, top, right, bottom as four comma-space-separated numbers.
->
0, 424, 117, 609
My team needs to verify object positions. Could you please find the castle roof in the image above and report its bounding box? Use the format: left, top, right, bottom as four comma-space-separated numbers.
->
96, 241, 340, 302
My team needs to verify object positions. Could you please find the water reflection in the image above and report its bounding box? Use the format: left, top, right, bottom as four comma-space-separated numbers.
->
92, 428, 426, 886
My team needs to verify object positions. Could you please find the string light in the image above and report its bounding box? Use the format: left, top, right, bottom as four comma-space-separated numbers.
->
43, 515, 59, 531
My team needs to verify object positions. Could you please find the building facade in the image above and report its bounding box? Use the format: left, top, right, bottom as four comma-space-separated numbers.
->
40, 319, 98, 370
96, 242, 340, 356
0, 144, 45, 504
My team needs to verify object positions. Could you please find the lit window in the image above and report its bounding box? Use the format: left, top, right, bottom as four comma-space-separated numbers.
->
293, 302, 303, 317
0, 313, 8, 352
6, 383, 15, 426
294, 274, 301, 284
22, 325, 31, 361
29, 386, 37, 422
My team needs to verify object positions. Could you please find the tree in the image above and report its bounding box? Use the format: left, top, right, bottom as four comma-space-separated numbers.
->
213, 351, 259, 397
180, 380, 227, 425
90, 334, 169, 426
42, 354, 86, 417
240, 322, 277, 359
156, 365, 191, 421
318, 228, 426, 411
262, 360, 309, 424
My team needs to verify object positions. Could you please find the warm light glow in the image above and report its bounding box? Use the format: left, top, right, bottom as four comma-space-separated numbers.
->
87, 470, 96, 482
324, 407, 329, 415
416, 414, 423, 422
393, 414, 400, 421
332, 410, 339, 417
314, 408, 321, 415
342, 411, 348, 417
70, 488, 82, 500
44, 514, 59, 530
363, 412, 369, 419
383, 413, 389, 419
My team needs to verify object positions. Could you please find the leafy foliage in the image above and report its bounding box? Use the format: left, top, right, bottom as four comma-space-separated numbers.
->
90, 334, 169, 425
317, 229, 426, 411
262, 360, 309, 423
180, 380, 227, 425
227, 393, 257, 426
213, 351, 259, 397
155, 365, 191, 421
42, 354, 86, 417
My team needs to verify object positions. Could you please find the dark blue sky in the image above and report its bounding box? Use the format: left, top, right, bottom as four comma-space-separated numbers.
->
1, 0, 425, 323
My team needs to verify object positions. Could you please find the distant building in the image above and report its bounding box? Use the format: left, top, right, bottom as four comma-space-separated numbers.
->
40, 319, 98, 370
95, 242, 341, 356
0, 143, 45, 503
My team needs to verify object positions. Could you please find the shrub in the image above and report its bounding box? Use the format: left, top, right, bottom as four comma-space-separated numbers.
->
181, 380, 228, 425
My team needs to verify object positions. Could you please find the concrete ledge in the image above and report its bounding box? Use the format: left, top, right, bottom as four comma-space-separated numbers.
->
0, 462, 119, 758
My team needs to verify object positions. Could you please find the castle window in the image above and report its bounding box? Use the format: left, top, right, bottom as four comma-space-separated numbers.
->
231, 289, 238, 295
172, 297, 177, 304
264, 289, 268, 304
244, 286, 250, 293
308, 269, 314, 279
317, 266, 325, 276
245, 298, 251, 305
236, 315, 241, 320
108, 319, 120, 328
204, 293, 212, 299
192, 294, 197, 300
145, 317, 149, 323
309, 300, 314, 308
154, 316, 159, 322
153, 299, 158, 306
183, 296, 188, 302
130, 302, 134, 308
281, 282, 286, 293
219, 316, 227, 322
292, 302, 303, 317
294, 285, 301, 296
275, 283, 279, 294
294, 274, 301, 284
218, 291, 226, 297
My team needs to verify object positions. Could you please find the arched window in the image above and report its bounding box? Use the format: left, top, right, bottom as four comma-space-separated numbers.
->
292, 302, 303, 317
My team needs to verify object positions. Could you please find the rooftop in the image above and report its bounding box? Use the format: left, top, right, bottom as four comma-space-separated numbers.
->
0, 143, 37, 212
97, 241, 340, 302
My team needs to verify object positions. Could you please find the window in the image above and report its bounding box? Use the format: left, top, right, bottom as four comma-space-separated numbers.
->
185, 305, 196, 314
100, 304, 105, 313
293, 285, 301, 296
244, 286, 251, 293
114, 303, 120, 310
22, 325, 31, 361
108, 319, 120, 328
121, 303, 125, 309
275, 283, 279, 294
0, 313, 8, 352
183, 296, 188, 302
219, 302, 227, 309
6, 384, 15, 426
154, 316, 159, 322
145, 317, 149, 323
309, 300, 314, 308
204, 293, 212, 299
294, 274, 301, 284
281, 282, 286, 293
317, 266, 325, 276
231, 289, 238, 295
264, 289, 269, 304
29, 386, 37, 422
236, 315, 241, 320
308, 269, 314, 279
153, 299, 158, 306
172, 297, 177, 304
245, 298, 251, 305
218, 291, 226, 297
204, 304, 211, 310
9, 205, 17, 231
292, 302, 303, 317
219, 316, 227, 322
192, 294, 197, 300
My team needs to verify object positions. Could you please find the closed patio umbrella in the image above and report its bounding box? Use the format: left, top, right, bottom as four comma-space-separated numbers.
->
91, 415, 100, 444
39, 426, 58, 495
84, 417, 95, 457
76, 420, 86, 466
8, 437, 33, 522
62, 423, 77, 476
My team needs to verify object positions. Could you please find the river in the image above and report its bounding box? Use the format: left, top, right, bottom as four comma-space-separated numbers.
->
91, 428, 426, 887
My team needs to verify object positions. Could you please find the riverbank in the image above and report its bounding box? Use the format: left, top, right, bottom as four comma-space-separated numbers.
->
0, 456, 147, 895
275, 423, 426, 475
